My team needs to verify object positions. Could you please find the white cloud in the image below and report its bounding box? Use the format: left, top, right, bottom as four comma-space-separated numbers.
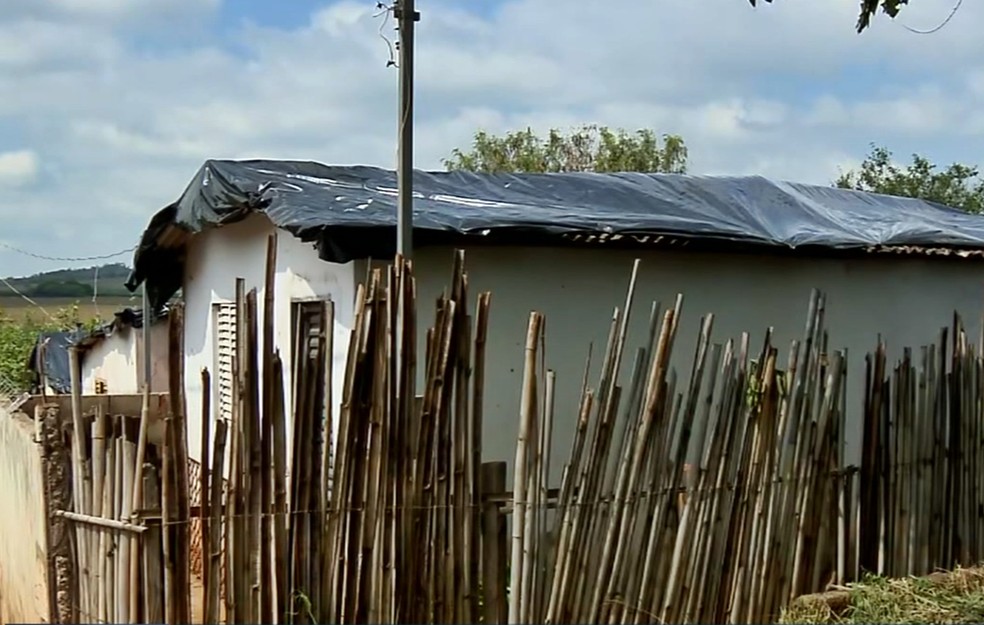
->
1, 0, 984, 276
0, 150, 40, 187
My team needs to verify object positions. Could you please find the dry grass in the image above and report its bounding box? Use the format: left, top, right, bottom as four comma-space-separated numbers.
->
0, 295, 136, 322
780, 567, 984, 624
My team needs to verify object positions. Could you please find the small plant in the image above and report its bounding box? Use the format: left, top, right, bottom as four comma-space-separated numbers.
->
0, 302, 102, 391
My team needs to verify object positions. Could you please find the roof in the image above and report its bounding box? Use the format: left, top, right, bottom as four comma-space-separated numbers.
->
27, 307, 167, 394
126, 159, 984, 309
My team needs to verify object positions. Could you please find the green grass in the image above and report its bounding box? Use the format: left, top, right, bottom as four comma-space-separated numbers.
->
780, 567, 984, 624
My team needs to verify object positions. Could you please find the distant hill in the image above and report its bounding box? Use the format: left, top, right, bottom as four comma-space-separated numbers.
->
0, 263, 133, 298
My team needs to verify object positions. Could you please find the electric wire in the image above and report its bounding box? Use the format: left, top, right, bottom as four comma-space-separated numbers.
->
901, 0, 963, 34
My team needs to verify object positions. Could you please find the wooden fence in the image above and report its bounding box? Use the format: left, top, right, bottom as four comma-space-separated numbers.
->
43, 245, 984, 624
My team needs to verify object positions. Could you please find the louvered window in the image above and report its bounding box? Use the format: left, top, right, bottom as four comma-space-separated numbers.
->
213, 303, 237, 423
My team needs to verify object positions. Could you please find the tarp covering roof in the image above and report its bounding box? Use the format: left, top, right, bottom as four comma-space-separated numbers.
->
26, 307, 167, 394
127, 159, 984, 308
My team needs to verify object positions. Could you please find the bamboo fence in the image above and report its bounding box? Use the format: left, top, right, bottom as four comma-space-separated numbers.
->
44, 249, 984, 624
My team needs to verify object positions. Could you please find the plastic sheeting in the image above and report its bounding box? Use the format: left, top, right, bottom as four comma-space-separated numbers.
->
25, 308, 158, 393
128, 159, 984, 308
28, 331, 78, 394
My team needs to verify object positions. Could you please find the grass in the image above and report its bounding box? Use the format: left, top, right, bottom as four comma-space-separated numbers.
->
0, 295, 137, 323
780, 567, 984, 624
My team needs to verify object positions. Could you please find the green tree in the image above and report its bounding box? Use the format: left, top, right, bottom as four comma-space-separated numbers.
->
0, 303, 101, 391
444, 125, 688, 174
835, 145, 984, 213
31, 279, 93, 297
747, 0, 911, 33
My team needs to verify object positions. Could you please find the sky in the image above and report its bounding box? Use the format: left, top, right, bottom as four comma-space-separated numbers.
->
0, 0, 981, 278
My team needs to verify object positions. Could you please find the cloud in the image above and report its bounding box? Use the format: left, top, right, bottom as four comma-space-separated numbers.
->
1, 0, 984, 277
0, 150, 40, 187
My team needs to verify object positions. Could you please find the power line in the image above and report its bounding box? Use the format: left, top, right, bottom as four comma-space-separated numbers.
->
0, 274, 55, 322
0, 241, 136, 263
901, 0, 963, 34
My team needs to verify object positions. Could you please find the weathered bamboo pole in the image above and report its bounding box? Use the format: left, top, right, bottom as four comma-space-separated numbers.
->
68, 346, 93, 621
129, 381, 151, 624
271, 350, 289, 624
228, 277, 248, 624
243, 289, 262, 622
481, 461, 507, 624
143, 466, 164, 624
118, 423, 137, 623
205, 418, 227, 625
55, 510, 148, 534
90, 409, 106, 623
100, 428, 117, 623
260, 233, 277, 624
509, 311, 543, 624
165, 303, 191, 625
469, 291, 490, 624
200, 367, 212, 625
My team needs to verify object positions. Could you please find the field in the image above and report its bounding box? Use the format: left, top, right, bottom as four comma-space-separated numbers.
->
0, 295, 138, 323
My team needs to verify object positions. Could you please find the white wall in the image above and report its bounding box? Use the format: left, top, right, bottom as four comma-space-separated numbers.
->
409, 246, 984, 482
79, 322, 169, 395
80, 329, 138, 394
182, 226, 984, 483
182, 214, 355, 465
139, 322, 172, 393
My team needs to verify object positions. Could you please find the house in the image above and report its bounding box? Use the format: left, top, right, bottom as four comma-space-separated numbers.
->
28, 307, 170, 396
125, 159, 984, 475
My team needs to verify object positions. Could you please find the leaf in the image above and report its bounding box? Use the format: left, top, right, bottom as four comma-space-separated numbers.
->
748, 0, 911, 33
835, 144, 984, 213
445, 125, 688, 175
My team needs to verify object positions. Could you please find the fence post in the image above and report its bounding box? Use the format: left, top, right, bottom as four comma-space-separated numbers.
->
38, 403, 75, 624
481, 461, 507, 624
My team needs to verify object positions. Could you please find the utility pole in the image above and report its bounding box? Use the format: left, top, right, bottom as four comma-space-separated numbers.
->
395, 0, 419, 259
142, 285, 152, 389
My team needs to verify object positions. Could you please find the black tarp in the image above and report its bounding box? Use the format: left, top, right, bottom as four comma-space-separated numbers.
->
25, 307, 159, 393
28, 330, 79, 394
127, 159, 984, 309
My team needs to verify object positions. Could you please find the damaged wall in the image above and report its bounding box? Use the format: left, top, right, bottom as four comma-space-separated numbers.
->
80, 322, 170, 395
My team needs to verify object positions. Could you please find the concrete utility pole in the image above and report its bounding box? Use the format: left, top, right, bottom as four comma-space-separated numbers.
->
395, 0, 419, 259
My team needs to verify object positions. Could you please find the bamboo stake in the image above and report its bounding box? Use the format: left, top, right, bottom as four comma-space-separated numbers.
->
68, 346, 93, 622
166, 303, 192, 625
260, 232, 277, 624
205, 418, 228, 625
200, 367, 212, 625
114, 432, 124, 624
90, 408, 106, 623
470, 291, 490, 624
129, 381, 151, 624
56, 510, 148, 534
533, 369, 556, 621
118, 422, 136, 623
271, 350, 289, 624
509, 311, 543, 624
482, 462, 508, 624
229, 277, 248, 624
100, 428, 116, 624
143, 465, 164, 624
